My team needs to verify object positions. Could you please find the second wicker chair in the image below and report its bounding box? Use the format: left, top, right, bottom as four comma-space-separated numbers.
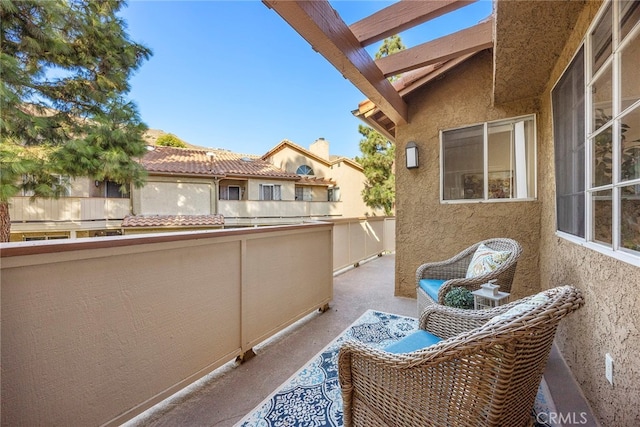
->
416, 237, 522, 314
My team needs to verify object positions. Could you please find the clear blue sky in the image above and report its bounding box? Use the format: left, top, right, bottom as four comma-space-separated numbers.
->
119, 1, 493, 159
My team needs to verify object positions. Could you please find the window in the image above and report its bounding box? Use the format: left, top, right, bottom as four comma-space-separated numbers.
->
553, 48, 586, 238
553, 0, 640, 260
441, 116, 536, 201
220, 185, 241, 200
21, 174, 70, 197
328, 187, 340, 202
296, 165, 314, 175
295, 187, 304, 201
259, 184, 281, 201
106, 181, 128, 198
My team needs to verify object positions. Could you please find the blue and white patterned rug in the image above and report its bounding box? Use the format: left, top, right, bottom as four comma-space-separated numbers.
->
236, 310, 557, 427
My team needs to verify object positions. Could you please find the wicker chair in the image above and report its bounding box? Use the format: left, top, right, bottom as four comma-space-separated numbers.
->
416, 237, 522, 314
338, 285, 584, 427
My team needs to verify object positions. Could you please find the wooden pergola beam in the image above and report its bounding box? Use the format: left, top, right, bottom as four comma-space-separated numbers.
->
375, 19, 493, 77
263, 0, 408, 125
349, 0, 477, 47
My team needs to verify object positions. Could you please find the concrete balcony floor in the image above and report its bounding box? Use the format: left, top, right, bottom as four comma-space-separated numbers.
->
126, 254, 598, 427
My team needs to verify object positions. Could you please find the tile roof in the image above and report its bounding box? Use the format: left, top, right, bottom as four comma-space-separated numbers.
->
140, 146, 299, 179
122, 214, 225, 228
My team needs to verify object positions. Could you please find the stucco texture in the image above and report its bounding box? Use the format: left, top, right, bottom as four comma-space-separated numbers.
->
394, 50, 541, 302
394, 2, 640, 425
538, 2, 640, 425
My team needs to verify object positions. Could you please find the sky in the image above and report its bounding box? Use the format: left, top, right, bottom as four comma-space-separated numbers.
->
119, 0, 493, 160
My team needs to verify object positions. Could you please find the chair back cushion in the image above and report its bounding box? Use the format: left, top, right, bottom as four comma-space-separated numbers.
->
486, 292, 550, 325
466, 243, 512, 278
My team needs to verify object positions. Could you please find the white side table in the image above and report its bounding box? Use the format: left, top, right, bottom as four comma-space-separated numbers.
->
471, 287, 510, 309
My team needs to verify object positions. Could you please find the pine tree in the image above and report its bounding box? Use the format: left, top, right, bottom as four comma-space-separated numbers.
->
356, 35, 405, 216
0, 0, 152, 241
356, 125, 395, 216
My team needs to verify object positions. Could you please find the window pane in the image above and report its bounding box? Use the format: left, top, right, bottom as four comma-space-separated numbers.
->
553, 48, 585, 237
442, 125, 484, 200
621, 106, 640, 182
592, 189, 613, 245
106, 181, 126, 198
621, 29, 640, 111
621, 0, 640, 41
593, 125, 613, 187
592, 63, 613, 133
487, 123, 514, 199
621, 184, 640, 252
262, 185, 273, 200
487, 118, 535, 199
592, 4, 612, 73
229, 186, 240, 200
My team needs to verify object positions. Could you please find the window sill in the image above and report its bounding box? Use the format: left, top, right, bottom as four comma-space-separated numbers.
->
440, 198, 537, 205
556, 231, 640, 267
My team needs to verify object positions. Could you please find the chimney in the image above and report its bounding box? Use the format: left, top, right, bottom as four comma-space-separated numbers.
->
310, 137, 329, 160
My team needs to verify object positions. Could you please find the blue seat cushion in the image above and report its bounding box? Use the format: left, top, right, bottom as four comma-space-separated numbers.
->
419, 279, 447, 302
385, 330, 443, 354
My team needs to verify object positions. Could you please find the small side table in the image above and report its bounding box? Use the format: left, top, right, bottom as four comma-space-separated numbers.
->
471, 288, 510, 309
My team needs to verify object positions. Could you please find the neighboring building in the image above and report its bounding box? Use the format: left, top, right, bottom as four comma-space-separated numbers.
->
8, 177, 130, 241
270, 0, 640, 425
8, 139, 376, 239
262, 138, 385, 218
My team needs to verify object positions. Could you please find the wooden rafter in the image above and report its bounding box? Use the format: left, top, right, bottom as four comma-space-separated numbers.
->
375, 19, 494, 78
349, 0, 477, 47
263, 0, 408, 125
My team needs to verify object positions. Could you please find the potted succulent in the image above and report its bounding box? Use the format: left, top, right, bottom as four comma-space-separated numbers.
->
444, 287, 474, 309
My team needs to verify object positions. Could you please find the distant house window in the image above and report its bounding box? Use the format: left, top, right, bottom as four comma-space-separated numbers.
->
295, 187, 304, 201
552, 0, 640, 260
296, 165, 314, 175
328, 187, 340, 202
106, 181, 128, 198
441, 115, 536, 201
220, 185, 241, 200
21, 174, 69, 197
260, 184, 281, 201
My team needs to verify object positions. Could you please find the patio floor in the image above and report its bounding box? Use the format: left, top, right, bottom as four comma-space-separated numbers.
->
126, 254, 598, 427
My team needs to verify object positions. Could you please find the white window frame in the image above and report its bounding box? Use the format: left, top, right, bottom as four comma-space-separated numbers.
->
328, 187, 340, 202
439, 114, 537, 203
259, 184, 281, 201
220, 185, 241, 200
553, 0, 640, 266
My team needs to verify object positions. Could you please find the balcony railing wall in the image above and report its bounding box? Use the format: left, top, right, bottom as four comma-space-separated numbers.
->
0, 216, 395, 426
330, 216, 396, 271
9, 196, 130, 221
218, 199, 342, 219
0, 223, 333, 426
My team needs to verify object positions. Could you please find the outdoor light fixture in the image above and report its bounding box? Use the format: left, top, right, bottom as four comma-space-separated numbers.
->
405, 141, 419, 169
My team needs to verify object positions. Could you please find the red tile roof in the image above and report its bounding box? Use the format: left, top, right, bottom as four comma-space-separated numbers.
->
122, 214, 225, 228
140, 146, 299, 179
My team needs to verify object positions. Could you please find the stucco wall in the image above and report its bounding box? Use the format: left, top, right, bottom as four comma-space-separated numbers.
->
394, 50, 541, 301
538, 2, 640, 425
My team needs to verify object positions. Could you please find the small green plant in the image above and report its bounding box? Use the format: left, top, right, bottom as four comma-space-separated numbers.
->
444, 287, 474, 309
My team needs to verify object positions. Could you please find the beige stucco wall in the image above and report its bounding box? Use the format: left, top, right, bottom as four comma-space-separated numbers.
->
394, 50, 541, 301
395, 3, 639, 424
266, 145, 381, 218
132, 176, 215, 216
537, 2, 640, 425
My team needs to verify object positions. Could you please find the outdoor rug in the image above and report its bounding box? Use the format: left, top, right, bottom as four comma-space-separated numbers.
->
236, 310, 558, 427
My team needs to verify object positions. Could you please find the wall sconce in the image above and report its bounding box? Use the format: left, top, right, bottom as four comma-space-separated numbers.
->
94, 180, 101, 187
405, 141, 419, 169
